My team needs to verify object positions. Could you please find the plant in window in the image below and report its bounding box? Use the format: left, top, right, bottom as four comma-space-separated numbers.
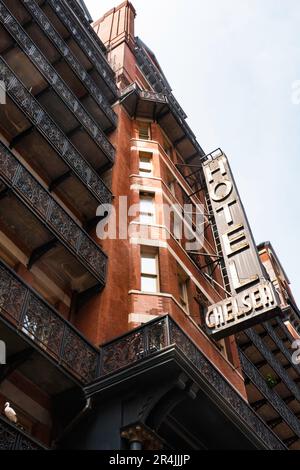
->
265, 373, 278, 389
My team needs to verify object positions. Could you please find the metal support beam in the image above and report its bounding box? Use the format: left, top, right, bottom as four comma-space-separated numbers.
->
34, 85, 52, 100
28, 239, 57, 269
284, 436, 299, 447
66, 125, 82, 139
49, 171, 72, 192
0, 42, 17, 56
76, 283, 103, 310
0, 187, 11, 200
253, 359, 268, 369
267, 416, 284, 429
174, 135, 186, 147
251, 398, 268, 411
9, 126, 35, 149
0, 348, 34, 384
186, 152, 201, 164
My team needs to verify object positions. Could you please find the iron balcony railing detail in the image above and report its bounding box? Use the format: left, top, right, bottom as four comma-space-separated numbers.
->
0, 259, 100, 384
0, 142, 107, 283
0, 415, 45, 450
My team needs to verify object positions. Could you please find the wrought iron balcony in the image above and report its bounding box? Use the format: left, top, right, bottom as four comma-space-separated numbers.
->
239, 350, 300, 440
0, 415, 46, 450
66, 0, 106, 54
244, 327, 300, 403
0, 57, 112, 209
0, 260, 100, 384
98, 315, 285, 449
45, 0, 119, 102
134, 39, 205, 163
19, 0, 117, 129
0, 1, 115, 162
0, 141, 107, 285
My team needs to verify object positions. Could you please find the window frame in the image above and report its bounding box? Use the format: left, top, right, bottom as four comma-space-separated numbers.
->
140, 249, 160, 293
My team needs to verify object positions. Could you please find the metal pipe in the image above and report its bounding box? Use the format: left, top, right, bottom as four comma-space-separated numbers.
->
54, 397, 92, 447
130, 441, 143, 451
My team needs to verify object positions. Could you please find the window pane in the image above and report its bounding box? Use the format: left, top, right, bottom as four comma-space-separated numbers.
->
139, 122, 150, 140
140, 213, 154, 224
140, 157, 152, 170
141, 254, 157, 275
140, 196, 154, 212
141, 276, 157, 293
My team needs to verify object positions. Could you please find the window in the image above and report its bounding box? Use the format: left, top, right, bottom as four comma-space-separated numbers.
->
140, 193, 155, 224
141, 250, 159, 293
139, 152, 153, 177
177, 265, 190, 313
138, 122, 151, 140
179, 280, 189, 313
168, 180, 176, 197
166, 171, 176, 197
163, 136, 172, 158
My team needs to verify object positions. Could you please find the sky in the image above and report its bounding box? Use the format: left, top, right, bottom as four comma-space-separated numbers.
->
85, 0, 300, 304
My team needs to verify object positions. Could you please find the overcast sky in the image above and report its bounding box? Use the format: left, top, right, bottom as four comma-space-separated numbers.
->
85, 0, 300, 304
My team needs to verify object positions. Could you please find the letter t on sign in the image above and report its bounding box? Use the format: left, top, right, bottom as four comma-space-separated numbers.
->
204, 157, 227, 183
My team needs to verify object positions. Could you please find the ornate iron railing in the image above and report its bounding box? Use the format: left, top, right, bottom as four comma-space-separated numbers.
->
244, 327, 300, 403
264, 319, 300, 376
99, 315, 285, 449
0, 1, 115, 160
120, 83, 168, 105
0, 415, 45, 450
0, 141, 107, 283
65, 0, 107, 55
134, 40, 205, 158
0, 57, 111, 205
0, 260, 100, 384
20, 0, 117, 128
46, 0, 118, 99
239, 350, 300, 439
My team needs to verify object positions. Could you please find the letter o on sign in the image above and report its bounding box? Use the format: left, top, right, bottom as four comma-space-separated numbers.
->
210, 180, 233, 202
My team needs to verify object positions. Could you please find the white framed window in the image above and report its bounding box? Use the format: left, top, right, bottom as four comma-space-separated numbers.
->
139, 152, 153, 177
141, 250, 159, 293
140, 193, 155, 225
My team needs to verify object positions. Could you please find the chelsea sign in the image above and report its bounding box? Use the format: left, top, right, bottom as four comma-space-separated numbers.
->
203, 150, 280, 339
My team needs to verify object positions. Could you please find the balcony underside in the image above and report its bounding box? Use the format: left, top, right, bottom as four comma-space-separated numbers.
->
0, 0, 117, 105
0, 17, 115, 169
65, 348, 285, 450
0, 259, 100, 387
1, 0, 116, 132
0, 60, 111, 222
237, 320, 300, 450
38, 0, 118, 104
78, 316, 286, 450
0, 320, 75, 395
0, 141, 107, 291
121, 85, 204, 165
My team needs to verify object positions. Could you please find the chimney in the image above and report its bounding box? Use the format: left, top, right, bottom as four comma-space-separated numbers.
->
93, 1, 136, 52
93, 2, 137, 89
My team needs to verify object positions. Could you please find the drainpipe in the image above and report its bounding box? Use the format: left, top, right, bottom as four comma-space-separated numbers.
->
54, 397, 92, 447
130, 440, 143, 451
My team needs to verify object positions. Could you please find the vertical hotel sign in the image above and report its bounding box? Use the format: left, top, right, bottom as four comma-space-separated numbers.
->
203, 150, 280, 339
